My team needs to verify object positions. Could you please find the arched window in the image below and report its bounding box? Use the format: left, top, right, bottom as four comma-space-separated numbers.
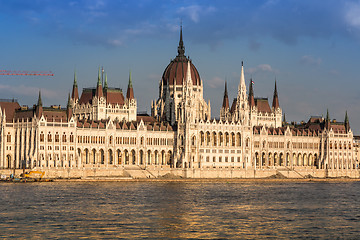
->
236, 133, 241, 147
55, 133, 59, 143
200, 132, 204, 146
47, 132, 52, 142
100, 149, 105, 164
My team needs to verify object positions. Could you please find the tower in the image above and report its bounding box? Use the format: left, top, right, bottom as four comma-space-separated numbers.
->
235, 61, 249, 124
220, 81, 230, 121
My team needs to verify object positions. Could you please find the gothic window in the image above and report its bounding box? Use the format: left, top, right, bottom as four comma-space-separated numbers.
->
225, 133, 229, 146
200, 132, 204, 146
62, 133, 67, 143
236, 133, 241, 147
192, 136, 196, 146
70, 133, 74, 143
141, 136, 144, 145
109, 136, 113, 145
219, 132, 223, 146
55, 133, 59, 143
47, 132, 52, 142
212, 132, 217, 146
40, 132, 44, 142
206, 132, 210, 146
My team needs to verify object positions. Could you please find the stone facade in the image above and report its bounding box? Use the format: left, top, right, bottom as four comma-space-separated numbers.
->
0, 29, 359, 178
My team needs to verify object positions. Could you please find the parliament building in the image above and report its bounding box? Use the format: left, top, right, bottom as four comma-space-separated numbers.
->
0, 28, 358, 178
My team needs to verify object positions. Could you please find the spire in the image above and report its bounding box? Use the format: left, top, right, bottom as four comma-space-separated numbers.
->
36, 90, 43, 118
177, 24, 185, 57
272, 80, 279, 109
98, 66, 101, 85
66, 92, 73, 120
71, 70, 79, 100
74, 70, 77, 87
325, 109, 331, 130
67, 92, 71, 108
345, 111, 350, 132
222, 81, 230, 109
104, 73, 108, 90
37, 90, 42, 107
283, 113, 286, 124
239, 61, 246, 90
186, 60, 192, 86
248, 78, 255, 108
95, 67, 103, 98
126, 70, 134, 99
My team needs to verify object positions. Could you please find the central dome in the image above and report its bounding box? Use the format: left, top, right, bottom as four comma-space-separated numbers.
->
162, 27, 201, 86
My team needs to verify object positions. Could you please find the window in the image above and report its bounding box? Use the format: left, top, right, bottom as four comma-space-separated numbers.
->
55, 133, 59, 143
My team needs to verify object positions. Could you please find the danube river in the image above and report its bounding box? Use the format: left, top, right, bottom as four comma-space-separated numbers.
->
1, 180, 359, 239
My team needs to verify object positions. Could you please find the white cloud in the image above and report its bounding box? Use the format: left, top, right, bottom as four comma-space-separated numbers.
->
0, 84, 58, 99
207, 77, 224, 88
177, 5, 216, 23
247, 64, 277, 74
300, 55, 322, 66
345, 1, 360, 29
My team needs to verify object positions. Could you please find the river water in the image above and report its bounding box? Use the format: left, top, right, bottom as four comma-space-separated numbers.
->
0, 180, 359, 239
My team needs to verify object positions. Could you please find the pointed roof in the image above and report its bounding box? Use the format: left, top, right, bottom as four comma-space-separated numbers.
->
104, 73, 108, 90
325, 109, 331, 130
345, 110, 350, 132
248, 79, 255, 108
161, 26, 201, 86
67, 92, 71, 108
126, 70, 134, 99
71, 70, 79, 100
272, 80, 279, 109
239, 61, 246, 90
222, 81, 229, 109
95, 67, 103, 98
177, 24, 185, 57
38, 90, 42, 107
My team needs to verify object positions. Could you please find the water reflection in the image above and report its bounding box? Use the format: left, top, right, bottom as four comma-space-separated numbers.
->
0, 181, 359, 239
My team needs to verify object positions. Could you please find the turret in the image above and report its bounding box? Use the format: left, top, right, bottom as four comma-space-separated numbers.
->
66, 92, 72, 120
345, 111, 350, 132
36, 90, 43, 118
272, 80, 279, 109
104, 72, 108, 91
325, 109, 331, 130
126, 70, 134, 100
71, 70, 79, 101
248, 78, 255, 108
222, 81, 230, 110
177, 24, 185, 57
95, 67, 103, 98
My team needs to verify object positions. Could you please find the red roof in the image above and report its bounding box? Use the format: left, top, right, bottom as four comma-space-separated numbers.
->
79, 88, 95, 105
162, 58, 201, 86
106, 89, 125, 105
0, 101, 21, 122
255, 98, 271, 113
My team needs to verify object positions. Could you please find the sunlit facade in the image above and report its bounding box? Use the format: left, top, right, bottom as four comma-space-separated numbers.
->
0, 28, 358, 177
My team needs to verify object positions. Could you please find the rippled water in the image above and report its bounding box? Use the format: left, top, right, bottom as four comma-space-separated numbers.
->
1, 180, 359, 239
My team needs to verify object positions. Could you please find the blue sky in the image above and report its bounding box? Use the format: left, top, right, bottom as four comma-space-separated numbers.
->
1, 0, 360, 133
